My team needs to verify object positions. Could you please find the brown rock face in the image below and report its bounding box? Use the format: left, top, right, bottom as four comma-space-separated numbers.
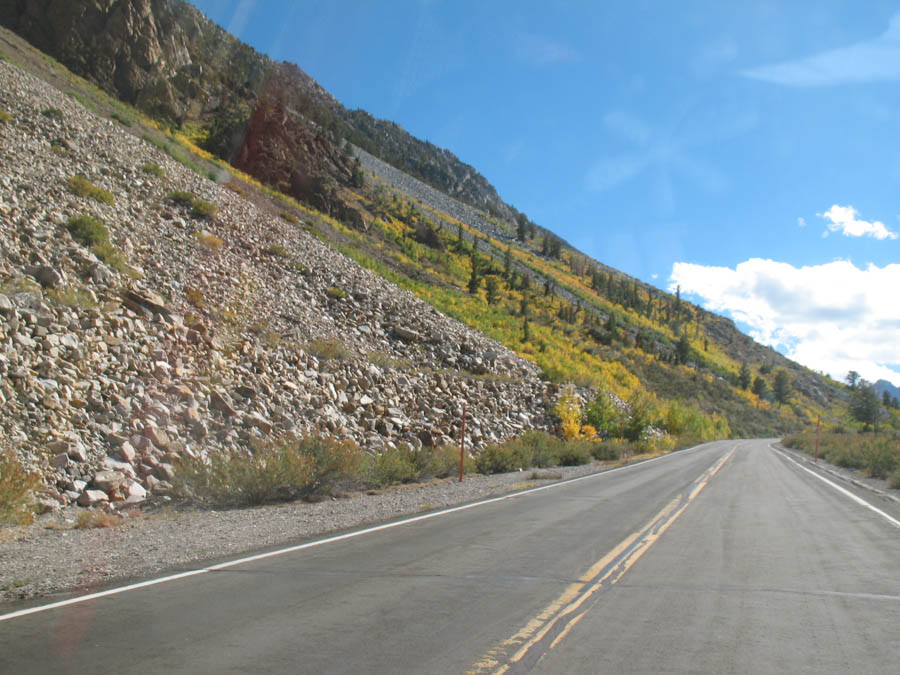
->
1, 0, 196, 117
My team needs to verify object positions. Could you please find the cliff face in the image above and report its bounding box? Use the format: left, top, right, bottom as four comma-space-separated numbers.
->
0, 0, 513, 218
0, 0, 200, 116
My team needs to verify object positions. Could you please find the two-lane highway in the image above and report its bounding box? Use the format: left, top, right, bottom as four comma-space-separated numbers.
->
2, 440, 898, 673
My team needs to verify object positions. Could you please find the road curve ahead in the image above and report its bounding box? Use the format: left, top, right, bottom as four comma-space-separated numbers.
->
1, 439, 898, 674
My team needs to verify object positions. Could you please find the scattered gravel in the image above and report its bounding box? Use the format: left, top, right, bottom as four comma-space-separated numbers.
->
1, 461, 610, 605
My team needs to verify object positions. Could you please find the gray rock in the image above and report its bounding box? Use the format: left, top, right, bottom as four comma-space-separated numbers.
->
209, 390, 238, 417
26, 264, 62, 288
77, 489, 109, 506
392, 325, 421, 342
92, 470, 125, 492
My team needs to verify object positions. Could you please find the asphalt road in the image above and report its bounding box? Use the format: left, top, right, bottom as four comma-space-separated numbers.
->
2, 439, 898, 674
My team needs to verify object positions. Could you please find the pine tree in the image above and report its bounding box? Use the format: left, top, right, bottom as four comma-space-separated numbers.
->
675, 333, 691, 365
739, 362, 751, 390
516, 213, 528, 242
467, 265, 481, 295
773, 369, 791, 405
752, 376, 768, 399
485, 276, 499, 305
850, 380, 881, 431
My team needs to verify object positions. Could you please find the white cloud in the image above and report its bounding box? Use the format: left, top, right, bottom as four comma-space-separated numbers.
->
742, 11, 900, 86
670, 258, 900, 386
797, 217, 807, 228
819, 204, 898, 240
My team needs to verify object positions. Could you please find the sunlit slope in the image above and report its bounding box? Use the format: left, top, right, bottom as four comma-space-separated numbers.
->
0, 0, 845, 438
297, 166, 841, 438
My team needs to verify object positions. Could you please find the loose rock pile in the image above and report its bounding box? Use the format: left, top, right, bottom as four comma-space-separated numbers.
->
0, 60, 559, 511
354, 147, 515, 243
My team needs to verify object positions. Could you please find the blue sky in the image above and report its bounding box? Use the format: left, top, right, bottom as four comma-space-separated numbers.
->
192, 0, 900, 386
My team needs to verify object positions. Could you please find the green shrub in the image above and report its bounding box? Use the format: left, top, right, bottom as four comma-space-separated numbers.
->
66, 215, 130, 273
476, 439, 532, 474
67, 175, 114, 205
47, 285, 98, 309
825, 444, 865, 470
0, 448, 40, 525
326, 286, 347, 300
592, 439, 629, 461
365, 448, 419, 487
281, 212, 299, 224
265, 244, 290, 258
429, 445, 474, 478
110, 111, 133, 126
509, 431, 559, 468
168, 190, 195, 207
93, 241, 129, 272
475, 444, 517, 474
555, 440, 592, 466
191, 199, 218, 219
168, 191, 217, 219
142, 161, 164, 177
864, 441, 898, 479
66, 214, 109, 248
41, 107, 63, 119
0, 109, 11, 124
171, 435, 364, 507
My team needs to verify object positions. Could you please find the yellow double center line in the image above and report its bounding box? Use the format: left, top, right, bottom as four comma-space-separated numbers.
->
468, 447, 736, 675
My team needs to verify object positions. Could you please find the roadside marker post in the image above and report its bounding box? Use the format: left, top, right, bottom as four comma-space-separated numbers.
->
459, 404, 466, 482
815, 415, 820, 463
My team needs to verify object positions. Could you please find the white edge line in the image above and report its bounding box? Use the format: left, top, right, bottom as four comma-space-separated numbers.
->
0, 441, 724, 623
771, 444, 900, 529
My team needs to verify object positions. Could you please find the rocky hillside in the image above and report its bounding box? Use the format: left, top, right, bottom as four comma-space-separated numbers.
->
0, 58, 557, 511
0, 0, 514, 220
0, 1, 842, 417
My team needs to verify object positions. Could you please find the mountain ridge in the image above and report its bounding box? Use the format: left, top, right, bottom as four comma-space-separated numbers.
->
0, 1, 847, 444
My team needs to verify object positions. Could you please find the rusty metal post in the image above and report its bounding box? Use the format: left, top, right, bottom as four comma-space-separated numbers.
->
814, 415, 820, 463
459, 404, 467, 482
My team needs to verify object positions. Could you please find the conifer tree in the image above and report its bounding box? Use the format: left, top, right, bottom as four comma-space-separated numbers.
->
739, 362, 751, 390
485, 276, 498, 305
773, 369, 791, 405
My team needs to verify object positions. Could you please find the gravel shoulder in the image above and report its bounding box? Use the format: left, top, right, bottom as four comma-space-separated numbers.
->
0, 460, 615, 605
775, 442, 900, 505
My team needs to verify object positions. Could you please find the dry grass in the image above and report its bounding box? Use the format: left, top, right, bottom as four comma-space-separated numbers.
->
75, 510, 122, 529
0, 448, 40, 526
305, 337, 353, 361
193, 230, 223, 250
